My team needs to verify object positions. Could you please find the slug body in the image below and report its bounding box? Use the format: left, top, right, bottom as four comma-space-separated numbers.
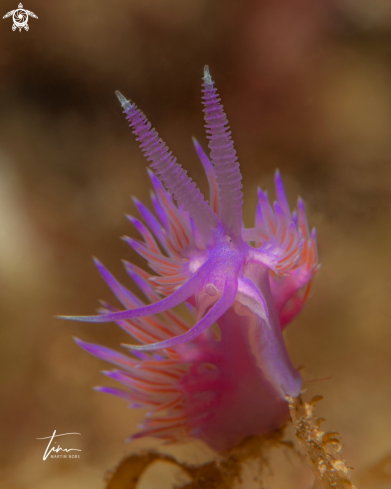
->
69, 67, 319, 451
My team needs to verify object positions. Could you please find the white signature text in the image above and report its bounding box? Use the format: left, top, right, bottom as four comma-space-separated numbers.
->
36, 430, 81, 460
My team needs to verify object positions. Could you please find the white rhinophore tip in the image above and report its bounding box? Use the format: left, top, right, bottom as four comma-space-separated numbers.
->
115, 90, 134, 110
203, 65, 212, 84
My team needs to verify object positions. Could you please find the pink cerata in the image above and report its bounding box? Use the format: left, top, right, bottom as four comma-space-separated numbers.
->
64, 67, 319, 452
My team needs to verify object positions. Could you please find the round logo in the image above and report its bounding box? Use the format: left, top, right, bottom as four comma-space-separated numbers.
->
12, 8, 29, 31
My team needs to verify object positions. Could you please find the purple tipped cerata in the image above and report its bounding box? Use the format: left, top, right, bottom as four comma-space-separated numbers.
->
66, 67, 319, 451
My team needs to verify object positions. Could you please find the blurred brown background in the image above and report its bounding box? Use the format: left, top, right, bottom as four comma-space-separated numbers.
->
1, 0, 391, 487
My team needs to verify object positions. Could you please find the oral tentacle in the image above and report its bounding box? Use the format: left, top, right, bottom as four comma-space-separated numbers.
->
123, 261, 191, 333
202, 66, 243, 238
237, 267, 303, 397
236, 277, 270, 327
249, 312, 302, 397
122, 277, 238, 351
97, 301, 183, 345
94, 260, 189, 339
116, 91, 218, 243
60, 263, 209, 323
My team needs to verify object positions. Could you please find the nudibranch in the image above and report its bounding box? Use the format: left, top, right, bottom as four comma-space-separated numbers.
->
65, 67, 319, 452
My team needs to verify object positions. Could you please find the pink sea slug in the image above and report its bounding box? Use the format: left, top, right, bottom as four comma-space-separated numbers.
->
67, 67, 319, 452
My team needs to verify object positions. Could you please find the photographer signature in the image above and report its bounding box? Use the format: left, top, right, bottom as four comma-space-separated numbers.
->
36, 430, 81, 460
